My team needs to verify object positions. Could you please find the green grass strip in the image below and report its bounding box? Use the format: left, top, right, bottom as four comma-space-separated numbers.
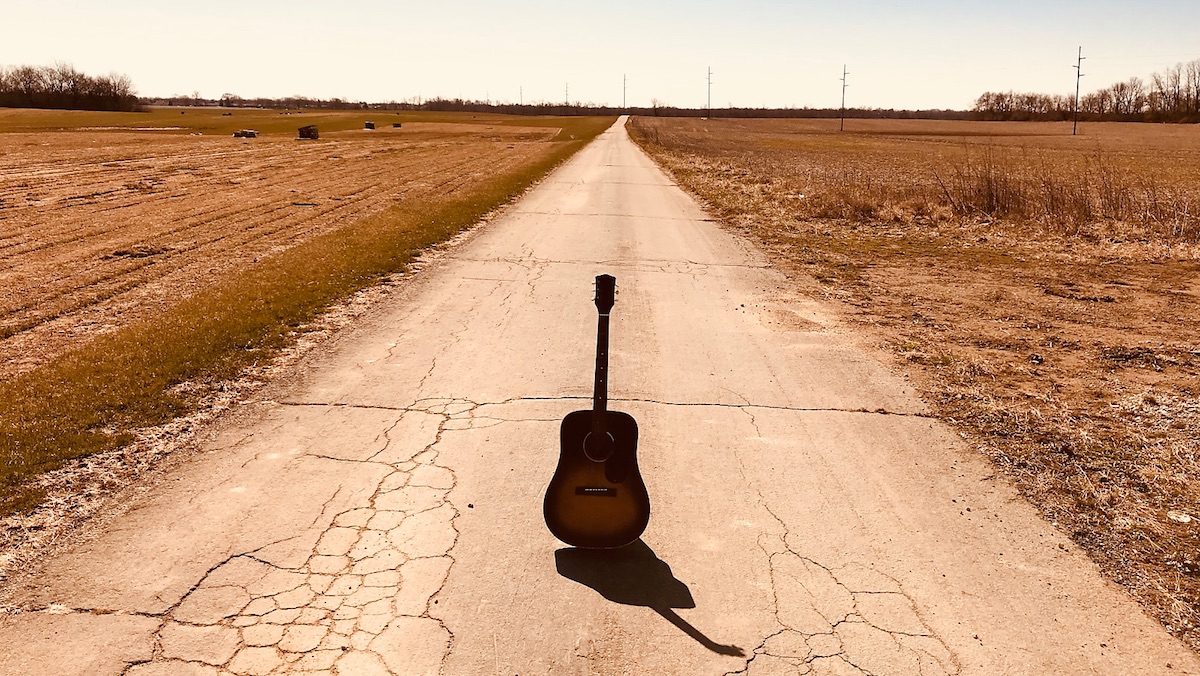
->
0, 115, 616, 514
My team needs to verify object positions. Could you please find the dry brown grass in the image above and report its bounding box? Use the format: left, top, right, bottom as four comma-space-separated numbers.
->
630, 115, 1200, 650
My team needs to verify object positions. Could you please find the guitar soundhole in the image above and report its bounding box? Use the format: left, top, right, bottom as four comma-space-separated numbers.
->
583, 432, 615, 463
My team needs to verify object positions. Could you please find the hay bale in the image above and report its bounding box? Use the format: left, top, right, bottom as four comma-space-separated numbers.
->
364, 121, 375, 130
232, 129, 257, 138
298, 125, 319, 140
393, 123, 402, 128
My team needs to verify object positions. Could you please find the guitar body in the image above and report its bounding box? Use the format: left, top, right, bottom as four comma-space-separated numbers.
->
544, 410, 649, 549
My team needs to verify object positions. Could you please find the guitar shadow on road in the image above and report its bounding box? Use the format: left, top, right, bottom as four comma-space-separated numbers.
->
554, 539, 745, 656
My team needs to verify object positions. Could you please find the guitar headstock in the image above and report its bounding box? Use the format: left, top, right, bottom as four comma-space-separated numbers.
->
594, 274, 616, 314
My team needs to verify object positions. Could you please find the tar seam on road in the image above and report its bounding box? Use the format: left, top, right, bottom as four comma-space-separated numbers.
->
276, 396, 932, 420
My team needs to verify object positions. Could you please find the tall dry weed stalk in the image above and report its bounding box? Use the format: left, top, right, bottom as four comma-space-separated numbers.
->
934, 148, 1024, 221
925, 148, 1197, 241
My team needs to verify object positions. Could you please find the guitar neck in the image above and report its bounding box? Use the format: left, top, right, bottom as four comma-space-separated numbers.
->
591, 312, 610, 435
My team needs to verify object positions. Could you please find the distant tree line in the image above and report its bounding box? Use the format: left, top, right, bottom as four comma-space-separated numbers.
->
136, 57, 1200, 124
974, 58, 1200, 122
136, 94, 371, 110
0, 63, 142, 112
148, 92, 978, 121
413, 98, 978, 120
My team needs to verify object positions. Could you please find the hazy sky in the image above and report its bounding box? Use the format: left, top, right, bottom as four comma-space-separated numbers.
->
4, 1, 1197, 110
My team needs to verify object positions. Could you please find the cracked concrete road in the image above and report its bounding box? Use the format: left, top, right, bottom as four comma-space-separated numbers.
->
2, 117, 1197, 676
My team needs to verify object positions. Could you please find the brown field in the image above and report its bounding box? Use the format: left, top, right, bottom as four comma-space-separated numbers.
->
0, 109, 612, 572
630, 116, 1200, 650
0, 111, 559, 378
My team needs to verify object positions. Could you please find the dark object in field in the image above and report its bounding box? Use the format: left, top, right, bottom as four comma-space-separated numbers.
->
544, 274, 649, 549
103, 245, 171, 260
298, 125, 319, 140
222, 112, 232, 116
364, 121, 375, 130
232, 129, 257, 138
393, 123, 402, 128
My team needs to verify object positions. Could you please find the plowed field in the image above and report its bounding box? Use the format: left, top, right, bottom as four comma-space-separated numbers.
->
0, 121, 556, 378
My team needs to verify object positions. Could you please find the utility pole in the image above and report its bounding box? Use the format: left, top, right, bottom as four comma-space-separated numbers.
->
565, 83, 569, 105
707, 66, 713, 118
623, 74, 627, 109
840, 65, 849, 132
519, 86, 523, 106
1073, 46, 1086, 136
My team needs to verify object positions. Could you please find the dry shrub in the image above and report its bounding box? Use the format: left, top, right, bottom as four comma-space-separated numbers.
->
936, 148, 1024, 220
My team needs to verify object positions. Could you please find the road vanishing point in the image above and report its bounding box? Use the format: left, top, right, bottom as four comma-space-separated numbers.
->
1, 118, 1197, 675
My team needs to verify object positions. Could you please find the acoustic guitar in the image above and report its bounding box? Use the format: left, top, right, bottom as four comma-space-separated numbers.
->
543, 274, 650, 549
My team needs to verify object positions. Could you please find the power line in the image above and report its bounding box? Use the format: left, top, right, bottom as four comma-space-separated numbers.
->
707, 67, 713, 119
1073, 46, 1086, 136
840, 65, 849, 132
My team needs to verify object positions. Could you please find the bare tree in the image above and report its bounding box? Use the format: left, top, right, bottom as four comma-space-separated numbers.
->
1109, 80, 1135, 115
1153, 63, 1184, 114
1186, 60, 1200, 114
10, 65, 45, 105
1127, 77, 1147, 113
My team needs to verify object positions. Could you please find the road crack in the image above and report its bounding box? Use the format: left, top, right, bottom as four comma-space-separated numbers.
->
472, 395, 931, 419
723, 496, 962, 676
448, 253, 771, 272
60, 397, 476, 674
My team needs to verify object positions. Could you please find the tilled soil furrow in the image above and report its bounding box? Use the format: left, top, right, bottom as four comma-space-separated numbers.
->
0, 129, 551, 377
0, 140, 482, 263
0, 140, 461, 275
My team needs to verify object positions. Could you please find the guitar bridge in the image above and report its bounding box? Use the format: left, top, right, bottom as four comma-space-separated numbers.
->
575, 486, 617, 497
